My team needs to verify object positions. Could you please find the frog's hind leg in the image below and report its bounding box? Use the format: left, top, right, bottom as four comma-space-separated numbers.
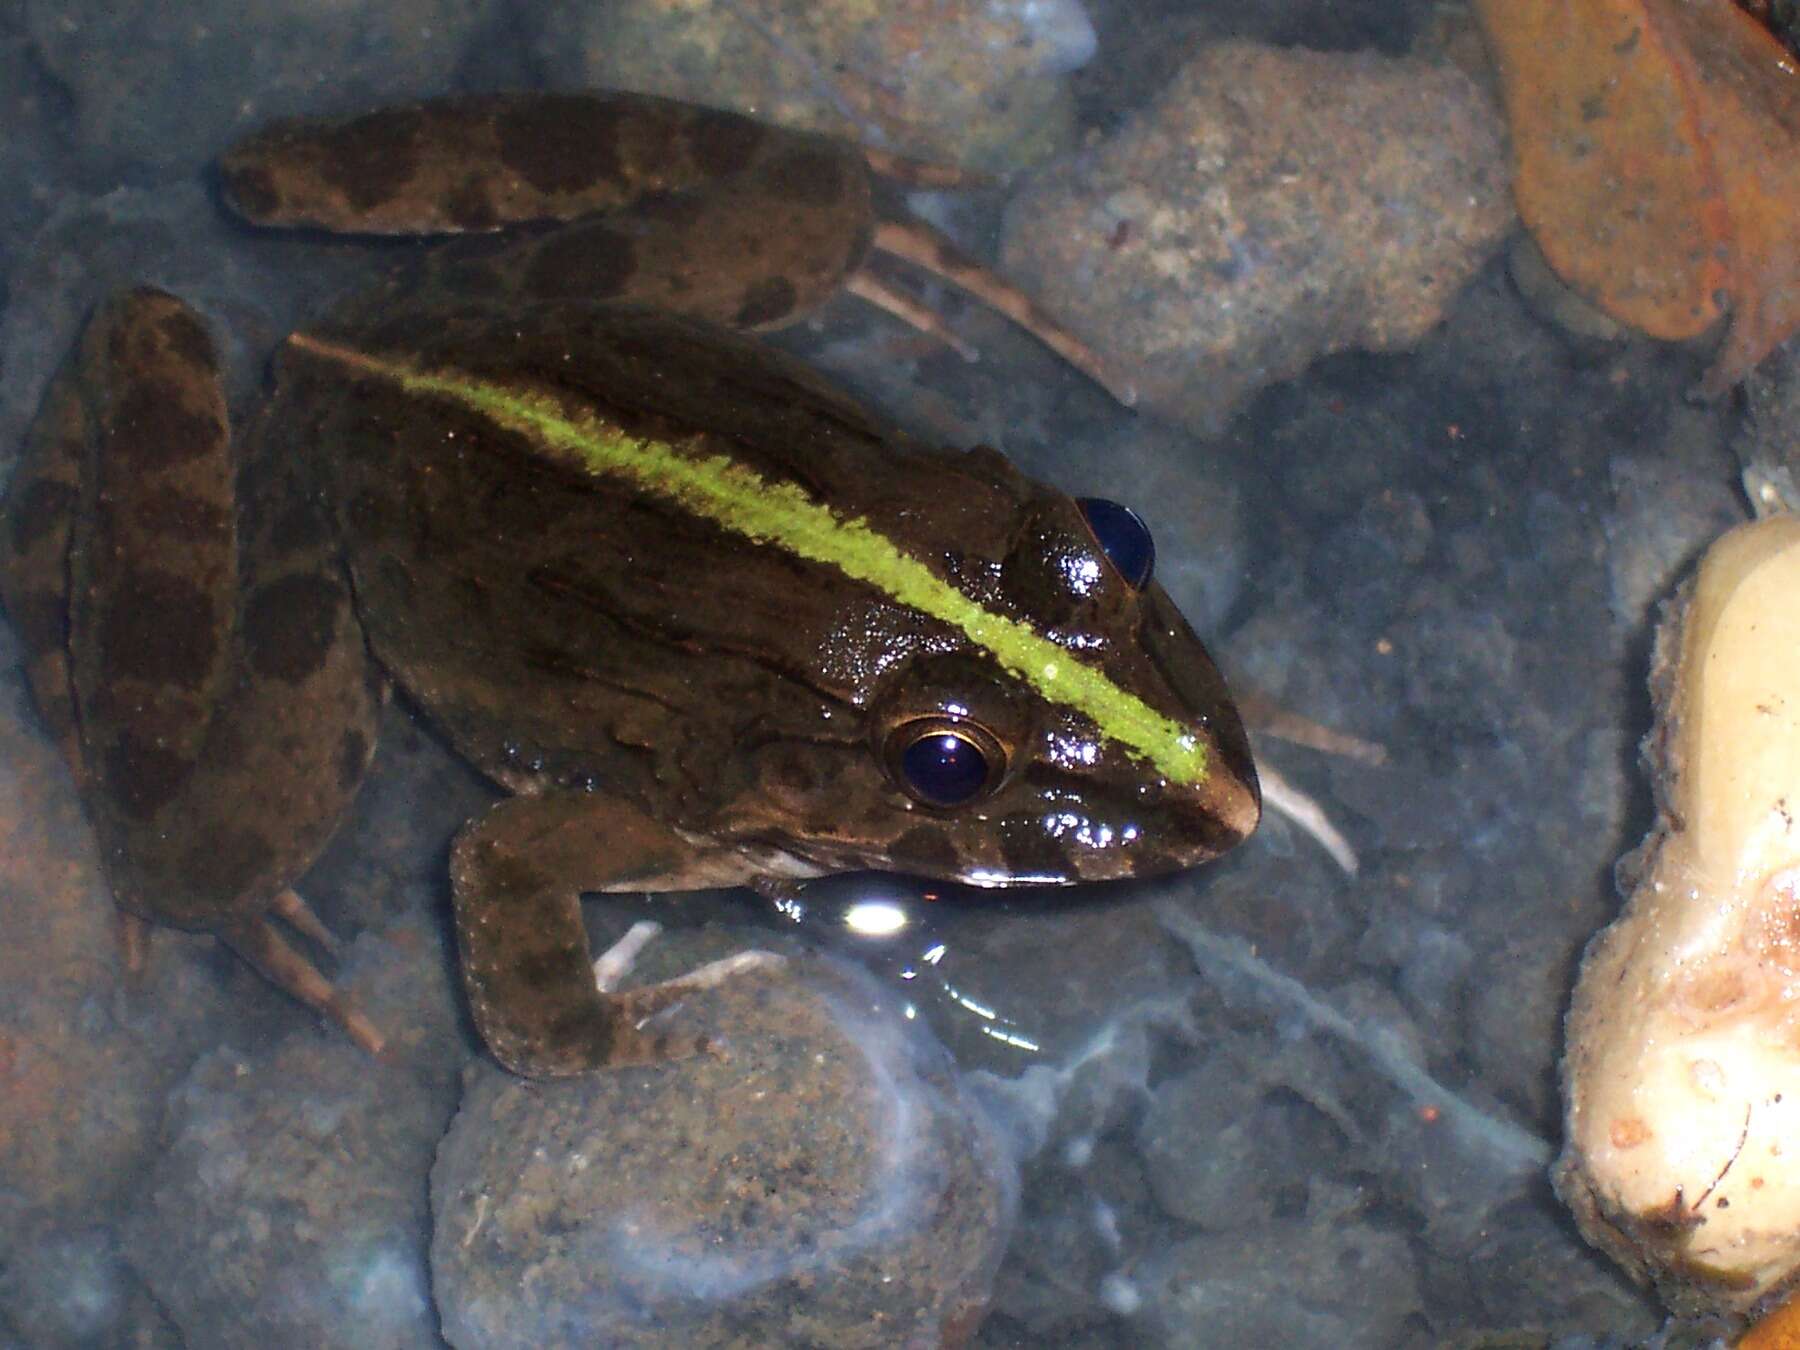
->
4, 289, 389, 1050
220, 903, 385, 1056
450, 793, 781, 1078
864, 215, 1138, 407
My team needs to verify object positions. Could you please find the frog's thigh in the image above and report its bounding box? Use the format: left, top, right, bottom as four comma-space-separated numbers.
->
51, 290, 379, 930
66, 291, 238, 774
449, 792, 770, 1078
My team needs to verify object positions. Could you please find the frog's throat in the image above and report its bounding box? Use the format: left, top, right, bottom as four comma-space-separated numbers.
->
290, 334, 1210, 786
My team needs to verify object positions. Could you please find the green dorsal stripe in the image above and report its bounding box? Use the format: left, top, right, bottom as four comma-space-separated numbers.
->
291, 334, 1209, 784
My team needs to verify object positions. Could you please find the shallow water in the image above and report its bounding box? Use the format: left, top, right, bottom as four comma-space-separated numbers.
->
0, 1, 1770, 1345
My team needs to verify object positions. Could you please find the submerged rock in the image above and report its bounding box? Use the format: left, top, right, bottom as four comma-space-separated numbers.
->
1001, 40, 1511, 434
431, 941, 1015, 1349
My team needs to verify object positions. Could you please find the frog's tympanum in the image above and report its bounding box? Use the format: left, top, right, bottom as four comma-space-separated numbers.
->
0, 93, 1259, 1076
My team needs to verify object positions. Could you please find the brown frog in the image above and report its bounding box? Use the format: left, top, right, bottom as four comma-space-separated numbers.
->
0, 92, 1259, 1076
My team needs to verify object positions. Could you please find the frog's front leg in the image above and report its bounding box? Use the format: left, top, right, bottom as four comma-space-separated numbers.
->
450, 792, 782, 1078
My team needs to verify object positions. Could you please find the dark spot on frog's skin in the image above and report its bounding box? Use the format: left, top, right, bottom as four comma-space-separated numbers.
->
344, 488, 387, 539
524, 225, 636, 300
509, 948, 573, 992
267, 499, 331, 558
317, 108, 426, 213
767, 752, 819, 795
771, 148, 848, 207
158, 309, 216, 368
222, 163, 281, 220
243, 573, 345, 683
444, 176, 499, 231
688, 110, 769, 181
437, 255, 510, 299
544, 1008, 617, 1061
7, 476, 77, 556
97, 570, 219, 689
889, 824, 963, 877
630, 190, 707, 232
496, 98, 625, 196
107, 381, 223, 472
101, 730, 196, 820
337, 728, 370, 792
479, 848, 551, 905
127, 487, 231, 544
178, 823, 278, 907
374, 555, 415, 609
736, 277, 799, 328
998, 815, 1076, 880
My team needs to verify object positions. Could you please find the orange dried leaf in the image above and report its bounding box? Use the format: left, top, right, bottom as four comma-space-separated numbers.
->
1740, 1290, 1800, 1349
1475, 0, 1800, 393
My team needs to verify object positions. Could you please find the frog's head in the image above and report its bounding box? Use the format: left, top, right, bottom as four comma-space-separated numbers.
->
736, 489, 1261, 887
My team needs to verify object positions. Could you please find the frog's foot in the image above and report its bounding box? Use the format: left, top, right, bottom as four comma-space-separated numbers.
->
592, 919, 780, 996
219, 895, 385, 1057
846, 272, 980, 363
113, 891, 383, 1054
450, 794, 784, 1078
863, 215, 1138, 407
1256, 763, 1360, 877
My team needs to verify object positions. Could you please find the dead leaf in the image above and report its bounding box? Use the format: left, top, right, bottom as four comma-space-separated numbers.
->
1739, 1288, 1800, 1348
1475, 0, 1800, 393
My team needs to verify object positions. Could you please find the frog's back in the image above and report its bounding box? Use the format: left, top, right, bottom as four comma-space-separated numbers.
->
274, 305, 1027, 812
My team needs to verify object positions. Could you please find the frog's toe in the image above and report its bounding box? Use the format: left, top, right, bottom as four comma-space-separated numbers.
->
219, 913, 385, 1057
598, 956, 783, 1067
591, 918, 663, 992
592, 921, 783, 996
268, 886, 341, 952
661, 948, 784, 992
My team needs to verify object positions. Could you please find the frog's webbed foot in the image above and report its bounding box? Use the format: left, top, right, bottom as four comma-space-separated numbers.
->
861, 213, 1139, 407
450, 795, 781, 1078
218, 891, 386, 1057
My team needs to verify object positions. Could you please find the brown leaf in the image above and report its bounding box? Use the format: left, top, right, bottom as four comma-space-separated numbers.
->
1475, 0, 1800, 393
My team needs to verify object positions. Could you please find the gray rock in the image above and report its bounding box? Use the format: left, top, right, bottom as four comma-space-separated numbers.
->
431, 943, 1015, 1349
118, 1024, 460, 1349
1001, 40, 1511, 435
1133, 1216, 1423, 1348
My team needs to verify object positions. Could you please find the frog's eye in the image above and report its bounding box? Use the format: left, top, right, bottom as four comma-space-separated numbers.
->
1077, 497, 1155, 589
885, 718, 1005, 808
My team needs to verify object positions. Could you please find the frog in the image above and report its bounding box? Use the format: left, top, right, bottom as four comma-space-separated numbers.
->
0, 91, 1259, 1077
